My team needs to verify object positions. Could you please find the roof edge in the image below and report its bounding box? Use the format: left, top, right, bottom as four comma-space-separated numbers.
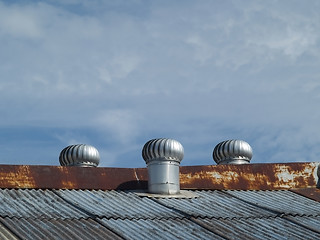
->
0, 162, 318, 190
180, 162, 320, 190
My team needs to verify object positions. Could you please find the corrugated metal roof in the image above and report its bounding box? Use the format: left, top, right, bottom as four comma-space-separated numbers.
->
0, 221, 17, 240
0, 189, 88, 219
0, 161, 319, 240
0, 217, 122, 240
285, 215, 320, 231
100, 218, 225, 240
200, 216, 320, 240
55, 189, 185, 219
224, 190, 320, 216
0, 188, 319, 239
155, 190, 275, 218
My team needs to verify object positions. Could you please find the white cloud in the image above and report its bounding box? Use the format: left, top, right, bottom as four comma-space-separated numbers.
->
94, 109, 142, 144
0, 2, 43, 39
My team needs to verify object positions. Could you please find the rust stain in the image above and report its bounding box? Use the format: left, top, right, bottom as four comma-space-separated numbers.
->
61, 180, 77, 189
0, 165, 36, 188
180, 162, 319, 190
0, 162, 318, 190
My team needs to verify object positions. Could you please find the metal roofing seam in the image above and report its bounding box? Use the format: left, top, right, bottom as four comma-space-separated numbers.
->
0, 217, 124, 240
282, 215, 320, 235
285, 215, 320, 232
2, 212, 320, 222
100, 218, 226, 240
1, 189, 320, 221
54, 189, 185, 220
0, 218, 19, 240
155, 190, 276, 219
0, 189, 89, 219
200, 216, 320, 240
223, 190, 320, 216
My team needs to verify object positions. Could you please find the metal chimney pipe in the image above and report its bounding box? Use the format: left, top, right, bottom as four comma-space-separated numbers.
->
213, 139, 253, 165
59, 144, 100, 167
142, 138, 184, 194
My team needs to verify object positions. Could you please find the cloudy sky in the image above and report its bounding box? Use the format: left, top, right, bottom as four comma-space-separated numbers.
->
0, 0, 320, 167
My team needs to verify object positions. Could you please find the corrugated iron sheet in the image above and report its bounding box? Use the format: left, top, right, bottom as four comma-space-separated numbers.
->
0, 221, 18, 240
155, 190, 276, 218
290, 188, 320, 202
0, 189, 88, 219
285, 215, 320, 231
55, 189, 184, 219
100, 218, 225, 240
0, 217, 122, 240
225, 190, 320, 216
0, 188, 320, 239
199, 216, 320, 240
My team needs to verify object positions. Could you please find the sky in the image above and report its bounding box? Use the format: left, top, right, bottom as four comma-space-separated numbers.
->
0, 0, 320, 168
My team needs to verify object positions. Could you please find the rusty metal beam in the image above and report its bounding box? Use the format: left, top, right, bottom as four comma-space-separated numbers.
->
0, 162, 318, 190
0, 165, 148, 190
180, 162, 319, 190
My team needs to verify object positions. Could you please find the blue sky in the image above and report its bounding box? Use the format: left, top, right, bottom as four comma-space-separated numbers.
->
1, 0, 320, 167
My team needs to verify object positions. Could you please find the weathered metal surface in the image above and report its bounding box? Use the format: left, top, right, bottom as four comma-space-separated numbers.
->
180, 162, 319, 190
0, 188, 319, 239
285, 215, 320, 233
199, 216, 320, 240
134, 189, 198, 199
0, 220, 18, 240
0, 217, 123, 240
0, 162, 318, 190
55, 189, 184, 219
0, 165, 148, 190
100, 218, 225, 240
290, 187, 320, 202
155, 190, 275, 219
6, 188, 320, 222
0, 189, 89, 219
225, 190, 320, 216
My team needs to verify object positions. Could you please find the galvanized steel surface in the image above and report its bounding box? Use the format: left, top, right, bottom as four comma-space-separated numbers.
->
147, 161, 181, 194
142, 138, 184, 195
100, 218, 225, 240
0, 188, 320, 239
225, 190, 320, 216
200, 217, 320, 240
290, 188, 320, 202
0, 189, 88, 219
285, 215, 320, 231
55, 189, 185, 219
142, 138, 184, 164
213, 139, 253, 165
0, 221, 17, 240
0, 217, 122, 240
155, 190, 275, 218
59, 144, 100, 167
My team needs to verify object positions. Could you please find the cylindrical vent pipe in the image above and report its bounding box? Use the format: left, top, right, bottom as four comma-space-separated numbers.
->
142, 138, 184, 194
213, 140, 253, 165
59, 144, 100, 167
